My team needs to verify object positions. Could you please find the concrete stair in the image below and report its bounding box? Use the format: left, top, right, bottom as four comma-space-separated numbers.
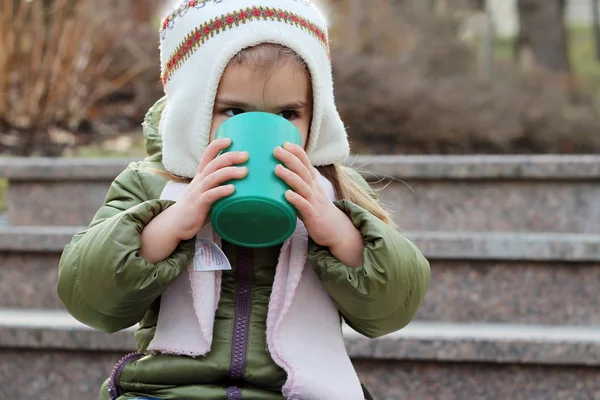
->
1, 155, 600, 399
3, 155, 600, 232
1, 227, 599, 326
0, 158, 133, 227
1, 309, 599, 400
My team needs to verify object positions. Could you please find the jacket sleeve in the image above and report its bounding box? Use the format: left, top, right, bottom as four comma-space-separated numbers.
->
308, 168, 430, 339
57, 162, 195, 333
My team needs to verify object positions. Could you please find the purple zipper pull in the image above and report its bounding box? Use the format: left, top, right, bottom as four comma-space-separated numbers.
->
107, 352, 145, 400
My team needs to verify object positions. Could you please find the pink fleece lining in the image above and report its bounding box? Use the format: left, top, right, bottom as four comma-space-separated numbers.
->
266, 223, 308, 397
148, 173, 364, 399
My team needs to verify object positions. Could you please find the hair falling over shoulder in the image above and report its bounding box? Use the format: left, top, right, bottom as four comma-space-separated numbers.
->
317, 163, 394, 226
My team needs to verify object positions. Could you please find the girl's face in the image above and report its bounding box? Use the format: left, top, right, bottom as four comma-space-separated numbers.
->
210, 58, 313, 147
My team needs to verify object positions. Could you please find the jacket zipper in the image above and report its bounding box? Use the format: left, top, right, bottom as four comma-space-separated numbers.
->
107, 351, 144, 400
226, 246, 253, 399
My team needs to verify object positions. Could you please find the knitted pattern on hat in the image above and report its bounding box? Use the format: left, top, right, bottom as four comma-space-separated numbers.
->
159, 0, 350, 178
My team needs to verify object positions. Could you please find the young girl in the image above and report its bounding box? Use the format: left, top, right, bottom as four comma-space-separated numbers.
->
58, 1, 430, 399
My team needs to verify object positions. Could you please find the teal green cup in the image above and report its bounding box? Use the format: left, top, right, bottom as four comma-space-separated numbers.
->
210, 112, 303, 248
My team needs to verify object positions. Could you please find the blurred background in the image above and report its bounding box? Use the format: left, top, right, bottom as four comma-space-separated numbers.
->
1, 1, 600, 399
2, 0, 600, 160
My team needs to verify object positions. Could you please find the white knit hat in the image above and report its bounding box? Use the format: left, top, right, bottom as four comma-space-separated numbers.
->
158, 0, 349, 178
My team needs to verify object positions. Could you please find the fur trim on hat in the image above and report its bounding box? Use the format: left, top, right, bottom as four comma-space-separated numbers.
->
159, 0, 349, 178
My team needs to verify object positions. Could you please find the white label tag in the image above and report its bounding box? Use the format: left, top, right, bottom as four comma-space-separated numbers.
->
193, 238, 232, 272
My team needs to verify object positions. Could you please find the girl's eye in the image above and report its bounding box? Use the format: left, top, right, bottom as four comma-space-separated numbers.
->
279, 110, 298, 120
224, 108, 245, 117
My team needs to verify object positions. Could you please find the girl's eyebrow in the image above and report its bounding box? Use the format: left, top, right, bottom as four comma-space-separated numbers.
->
216, 98, 307, 110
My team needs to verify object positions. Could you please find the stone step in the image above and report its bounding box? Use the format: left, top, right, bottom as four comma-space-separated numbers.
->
3, 155, 600, 232
0, 158, 133, 227
1, 309, 598, 399
2, 227, 600, 325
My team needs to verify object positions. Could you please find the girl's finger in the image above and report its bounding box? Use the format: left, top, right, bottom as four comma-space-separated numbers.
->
199, 166, 248, 193
283, 142, 315, 179
197, 138, 232, 174
199, 184, 235, 209
285, 190, 314, 219
275, 165, 312, 200
202, 150, 249, 177
274, 146, 313, 185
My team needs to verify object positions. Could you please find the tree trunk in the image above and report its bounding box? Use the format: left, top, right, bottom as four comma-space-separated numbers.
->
473, 0, 495, 81
515, 0, 570, 73
592, 0, 600, 62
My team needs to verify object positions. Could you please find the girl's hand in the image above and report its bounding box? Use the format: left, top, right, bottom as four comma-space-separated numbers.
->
274, 142, 349, 249
166, 138, 249, 241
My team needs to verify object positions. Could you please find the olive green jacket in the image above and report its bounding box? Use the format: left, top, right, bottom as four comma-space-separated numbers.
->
57, 98, 430, 400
